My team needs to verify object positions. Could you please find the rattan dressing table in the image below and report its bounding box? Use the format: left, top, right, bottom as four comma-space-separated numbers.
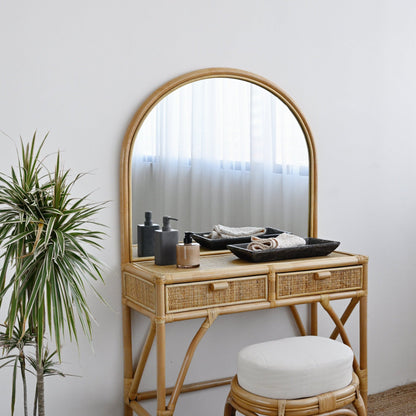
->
120, 68, 368, 416
121, 251, 368, 416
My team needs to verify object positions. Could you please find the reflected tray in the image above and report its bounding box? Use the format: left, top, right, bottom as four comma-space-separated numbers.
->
227, 238, 340, 262
192, 228, 284, 250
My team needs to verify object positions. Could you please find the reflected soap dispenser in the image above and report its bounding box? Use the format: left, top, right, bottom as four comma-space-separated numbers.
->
137, 211, 159, 257
176, 232, 200, 268
154, 216, 178, 265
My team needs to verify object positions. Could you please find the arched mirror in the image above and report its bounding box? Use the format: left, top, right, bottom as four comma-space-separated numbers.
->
120, 68, 317, 263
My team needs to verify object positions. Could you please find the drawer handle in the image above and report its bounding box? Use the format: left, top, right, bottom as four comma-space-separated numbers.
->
210, 282, 229, 291
314, 271, 332, 280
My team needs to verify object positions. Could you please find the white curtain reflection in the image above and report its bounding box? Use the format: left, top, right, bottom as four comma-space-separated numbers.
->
132, 78, 309, 243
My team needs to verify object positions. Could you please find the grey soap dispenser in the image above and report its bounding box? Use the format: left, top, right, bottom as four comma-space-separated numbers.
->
137, 211, 159, 257
154, 216, 178, 265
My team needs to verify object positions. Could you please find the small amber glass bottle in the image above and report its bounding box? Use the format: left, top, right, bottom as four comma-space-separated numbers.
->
176, 232, 200, 268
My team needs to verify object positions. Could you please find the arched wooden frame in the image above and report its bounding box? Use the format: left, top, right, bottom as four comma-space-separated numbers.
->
120, 68, 317, 264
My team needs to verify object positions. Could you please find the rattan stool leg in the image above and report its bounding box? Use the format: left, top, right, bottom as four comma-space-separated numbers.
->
224, 402, 236, 416
353, 391, 367, 416
225, 396, 257, 416
224, 394, 236, 416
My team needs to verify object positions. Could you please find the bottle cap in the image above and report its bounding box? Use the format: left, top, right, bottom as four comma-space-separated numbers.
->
162, 216, 178, 231
184, 232, 193, 244
144, 211, 153, 226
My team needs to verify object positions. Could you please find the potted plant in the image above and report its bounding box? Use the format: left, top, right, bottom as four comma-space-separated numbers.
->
0, 134, 106, 416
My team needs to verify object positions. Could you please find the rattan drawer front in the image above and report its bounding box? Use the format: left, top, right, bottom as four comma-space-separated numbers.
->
123, 272, 156, 312
166, 275, 268, 313
277, 266, 362, 298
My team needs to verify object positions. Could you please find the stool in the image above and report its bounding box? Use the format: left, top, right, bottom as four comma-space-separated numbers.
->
224, 336, 366, 416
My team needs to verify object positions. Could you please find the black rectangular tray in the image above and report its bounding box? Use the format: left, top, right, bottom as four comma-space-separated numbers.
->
227, 238, 340, 262
191, 228, 284, 250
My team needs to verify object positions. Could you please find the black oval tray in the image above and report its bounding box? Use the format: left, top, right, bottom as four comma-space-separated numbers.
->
192, 228, 285, 250
227, 238, 340, 262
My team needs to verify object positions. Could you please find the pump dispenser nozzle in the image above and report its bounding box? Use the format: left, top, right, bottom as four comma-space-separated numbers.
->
144, 211, 153, 226
162, 216, 178, 231
183, 232, 193, 244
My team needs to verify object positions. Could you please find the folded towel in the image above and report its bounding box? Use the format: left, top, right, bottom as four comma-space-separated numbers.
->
247, 233, 306, 251
209, 225, 266, 239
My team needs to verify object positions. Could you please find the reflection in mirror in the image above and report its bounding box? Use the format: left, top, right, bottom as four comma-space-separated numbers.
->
131, 78, 309, 255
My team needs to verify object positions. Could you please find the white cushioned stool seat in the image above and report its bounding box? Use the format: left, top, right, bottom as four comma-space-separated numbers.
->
237, 336, 353, 400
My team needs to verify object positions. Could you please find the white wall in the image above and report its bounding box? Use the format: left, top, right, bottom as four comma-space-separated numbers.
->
1, 1, 416, 415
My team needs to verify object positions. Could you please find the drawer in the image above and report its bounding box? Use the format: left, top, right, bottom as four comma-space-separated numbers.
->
277, 266, 363, 298
123, 272, 156, 313
166, 275, 268, 313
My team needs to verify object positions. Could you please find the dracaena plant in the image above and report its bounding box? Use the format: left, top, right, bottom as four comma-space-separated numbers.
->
0, 134, 106, 416
0, 319, 68, 416
0, 318, 35, 416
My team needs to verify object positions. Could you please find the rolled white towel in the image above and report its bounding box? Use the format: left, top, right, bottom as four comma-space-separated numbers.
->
209, 225, 266, 239
247, 233, 306, 251
275, 233, 306, 248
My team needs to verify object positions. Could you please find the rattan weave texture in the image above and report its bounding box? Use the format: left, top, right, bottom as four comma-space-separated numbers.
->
278, 266, 362, 298
166, 275, 267, 313
124, 273, 156, 312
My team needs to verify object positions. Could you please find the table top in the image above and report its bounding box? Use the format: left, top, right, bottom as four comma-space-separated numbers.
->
124, 251, 368, 284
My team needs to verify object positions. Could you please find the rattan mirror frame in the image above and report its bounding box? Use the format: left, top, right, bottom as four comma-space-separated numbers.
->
120, 68, 317, 264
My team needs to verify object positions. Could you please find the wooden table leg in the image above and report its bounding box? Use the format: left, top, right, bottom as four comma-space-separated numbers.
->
360, 259, 368, 408
123, 304, 133, 416
310, 302, 318, 335
360, 295, 368, 406
156, 280, 167, 415
156, 317, 166, 415
124, 403, 132, 416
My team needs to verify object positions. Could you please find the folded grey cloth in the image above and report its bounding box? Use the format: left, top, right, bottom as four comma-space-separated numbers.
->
209, 225, 266, 239
247, 233, 306, 251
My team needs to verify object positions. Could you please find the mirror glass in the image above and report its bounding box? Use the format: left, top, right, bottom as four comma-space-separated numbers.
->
131, 77, 310, 257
